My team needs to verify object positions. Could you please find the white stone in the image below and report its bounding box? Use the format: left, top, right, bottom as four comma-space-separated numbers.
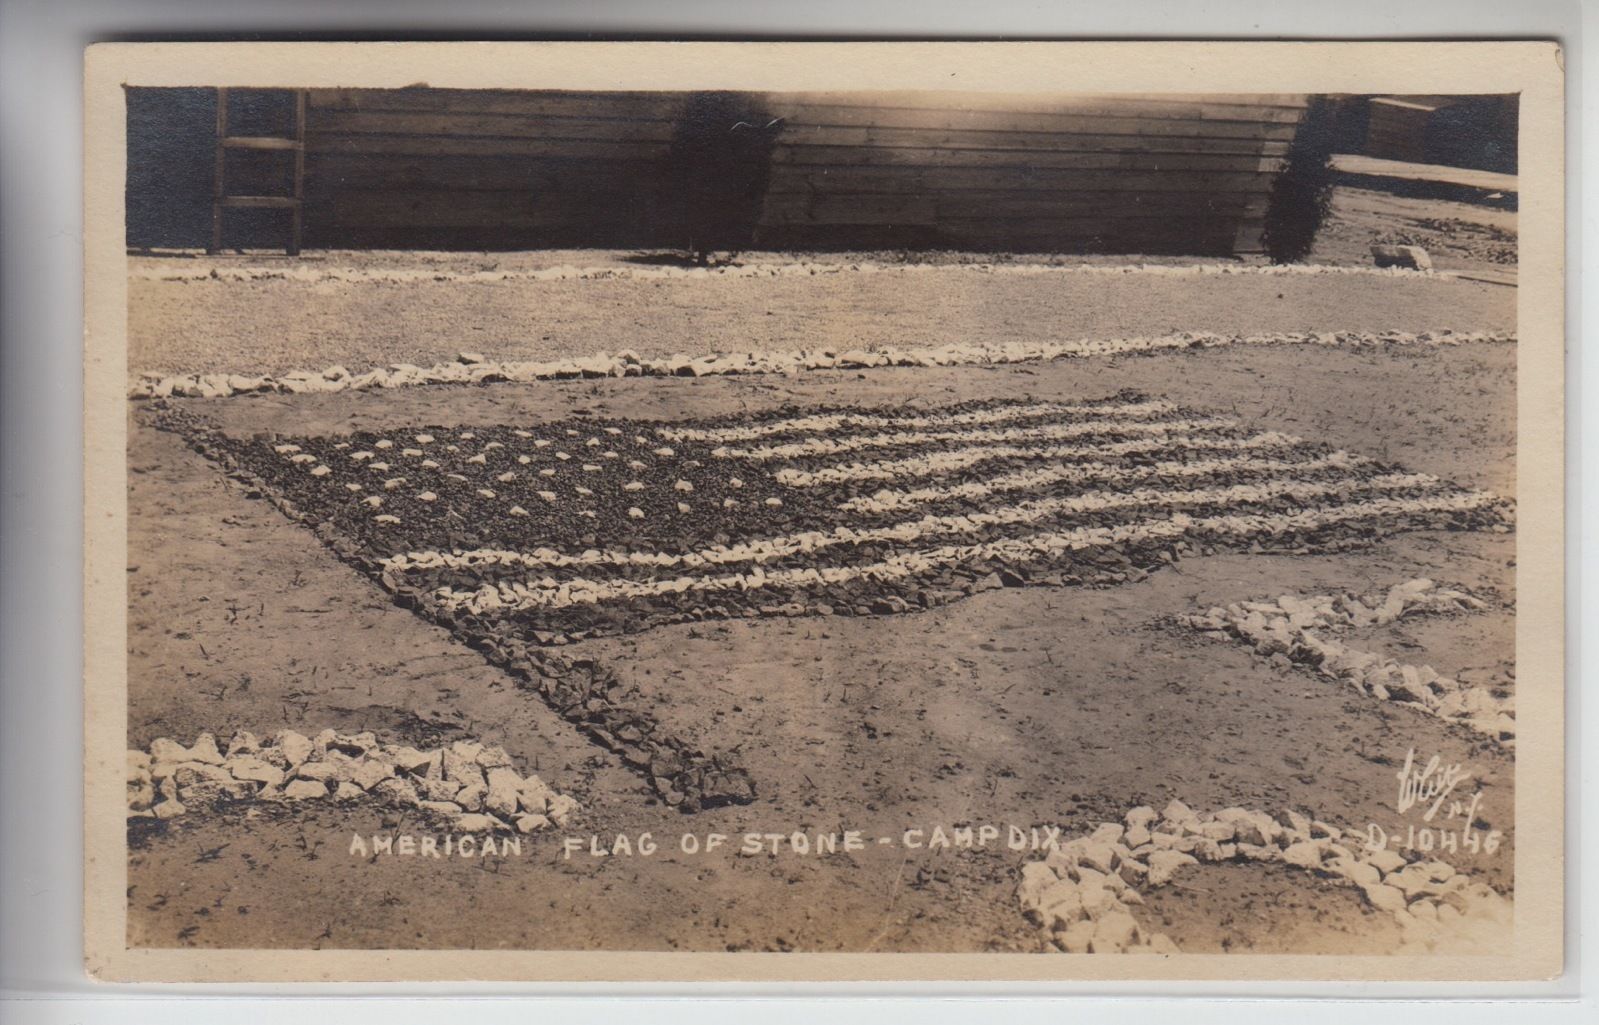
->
1017, 862, 1057, 907
546, 793, 579, 826
1088, 909, 1140, 953
283, 779, 328, 801
1281, 841, 1326, 871
225, 755, 285, 789
275, 730, 313, 768
484, 766, 523, 818
1145, 849, 1199, 886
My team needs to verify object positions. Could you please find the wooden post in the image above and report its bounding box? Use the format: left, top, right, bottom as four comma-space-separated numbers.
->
290, 89, 306, 256
209, 87, 228, 253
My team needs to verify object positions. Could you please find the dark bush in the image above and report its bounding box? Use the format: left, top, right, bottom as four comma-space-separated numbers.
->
663, 92, 783, 263
1262, 97, 1339, 264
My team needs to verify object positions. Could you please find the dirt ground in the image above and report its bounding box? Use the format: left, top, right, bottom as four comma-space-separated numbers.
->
1311, 187, 1517, 279
126, 189, 1515, 381
127, 337, 1518, 953
123, 179, 1520, 955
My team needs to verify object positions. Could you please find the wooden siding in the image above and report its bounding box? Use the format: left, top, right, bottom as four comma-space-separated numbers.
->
752, 92, 1303, 253
130, 87, 1311, 254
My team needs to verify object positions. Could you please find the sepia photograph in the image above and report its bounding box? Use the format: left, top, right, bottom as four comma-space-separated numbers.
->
81, 41, 1565, 983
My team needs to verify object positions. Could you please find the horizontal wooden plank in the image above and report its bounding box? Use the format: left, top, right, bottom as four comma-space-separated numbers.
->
936, 215, 1255, 233
770, 94, 1308, 124
766, 90, 1308, 112
324, 190, 661, 229
933, 226, 1241, 252
303, 155, 666, 192
305, 104, 1302, 143
305, 111, 680, 142
764, 189, 1272, 212
769, 124, 1291, 156
307, 135, 674, 161
747, 222, 1239, 253
308, 88, 690, 120
764, 103, 1304, 139
761, 195, 938, 226
300, 152, 1284, 193
764, 167, 1276, 193
222, 136, 301, 151
307, 88, 1308, 121
761, 192, 1269, 226
771, 148, 1286, 173
219, 196, 300, 209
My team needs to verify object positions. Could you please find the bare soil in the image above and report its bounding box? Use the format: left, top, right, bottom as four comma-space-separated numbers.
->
127, 335, 1517, 954
125, 185, 1519, 956
128, 187, 1515, 381
1311, 187, 1518, 275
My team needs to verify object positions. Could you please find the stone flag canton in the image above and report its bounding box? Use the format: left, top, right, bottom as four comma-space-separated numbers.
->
222, 392, 1509, 645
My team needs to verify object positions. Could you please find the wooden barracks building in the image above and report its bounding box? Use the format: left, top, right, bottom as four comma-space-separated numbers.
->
127, 88, 1319, 257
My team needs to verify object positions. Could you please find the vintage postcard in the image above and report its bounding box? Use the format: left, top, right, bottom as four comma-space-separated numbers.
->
83, 41, 1565, 983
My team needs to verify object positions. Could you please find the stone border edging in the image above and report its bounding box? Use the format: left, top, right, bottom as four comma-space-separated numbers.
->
1018, 800, 1509, 955
131, 258, 1453, 287
129, 329, 1516, 400
128, 728, 579, 835
1178, 580, 1515, 742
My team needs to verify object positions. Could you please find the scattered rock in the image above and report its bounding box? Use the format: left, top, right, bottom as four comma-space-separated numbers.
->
1371, 244, 1433, 271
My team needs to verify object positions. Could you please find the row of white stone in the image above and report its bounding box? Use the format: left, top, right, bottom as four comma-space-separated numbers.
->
128, 329, 1515, 400
708, 415, 1235, 462
392, 472, 1447, 584
127, 729, 579, 835
656, 399, 1176, 443
132, 259, 1447, 286
431, 492, 1499, 616
834, 450, 1366, 514
774, 430, 1307, 487
1180, 580, 1515, 741
1017, 800, 1509, 955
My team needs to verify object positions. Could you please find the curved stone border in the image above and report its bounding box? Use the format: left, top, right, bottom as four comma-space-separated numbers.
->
148, 405, 758, 813
128, 729, 579, 835
1018, 800, 1510, 955
131, 259, 1449, 287
1178, 580, 1514, 742
129, 328, 1516, 400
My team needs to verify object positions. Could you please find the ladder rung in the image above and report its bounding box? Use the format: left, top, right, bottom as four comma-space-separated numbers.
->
222, 136, 302, 151
218, 196, 302, 209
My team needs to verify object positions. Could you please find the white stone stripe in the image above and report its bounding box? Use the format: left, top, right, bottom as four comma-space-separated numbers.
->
132, 329, 1514, 399
836, 450, 1369, 514
655, 400, 1177, 443
134, 259, 1450, 286
383, 469, 1434, 577
776, 430, 1305, 486
714, 416, 1236, 462
428, 489, 1497, 614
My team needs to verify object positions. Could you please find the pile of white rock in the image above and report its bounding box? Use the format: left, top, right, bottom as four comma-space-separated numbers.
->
1180, 579, 1514, 742
1019, 800, 1510, 955
128, 329, 1516, 399
127, 728, 579, 834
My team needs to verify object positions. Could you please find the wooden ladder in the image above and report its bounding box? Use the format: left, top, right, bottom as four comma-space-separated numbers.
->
209, 87, 307, 255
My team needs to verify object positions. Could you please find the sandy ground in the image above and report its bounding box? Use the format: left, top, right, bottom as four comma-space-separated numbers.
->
123, 181, 1519, 954
127, 338, 1517, 953
1311, 187, 1517, 276
126, 189, 1515, 380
